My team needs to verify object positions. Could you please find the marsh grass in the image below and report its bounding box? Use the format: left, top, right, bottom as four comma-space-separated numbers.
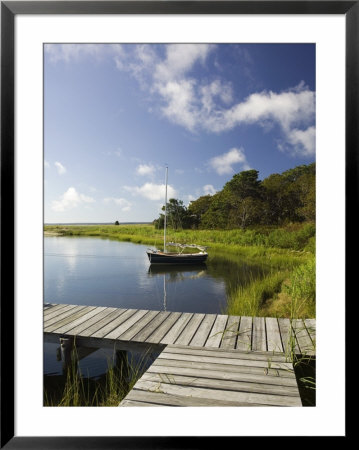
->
284, 257, 316, 318
227, 254, 315, 319
227, 270, 290, 317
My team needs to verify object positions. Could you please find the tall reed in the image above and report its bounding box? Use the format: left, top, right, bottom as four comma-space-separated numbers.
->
44, 346, 154, 407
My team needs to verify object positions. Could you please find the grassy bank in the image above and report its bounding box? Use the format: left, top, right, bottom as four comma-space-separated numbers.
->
227, 256, 315, 318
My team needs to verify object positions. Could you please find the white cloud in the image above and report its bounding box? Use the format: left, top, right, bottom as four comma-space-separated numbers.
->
286, 126, 316, 156
203, 184, 216, 195
154, 44, 215, 83
54, 161, 66, 175
44, 160, 50, 168
114, 44, 157, 88
124, 183, 176, 201
157, 79, 198, 131
45, 43, 120, 63
209, 148, 250, 175
217, 85, 315, 134
136, 164, 156, 176
51, 187, 95, 212
103, 197, 132, 211
200, 80, 233, 113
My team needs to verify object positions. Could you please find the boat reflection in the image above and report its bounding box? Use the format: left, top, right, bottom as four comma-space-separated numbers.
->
148, 263, 207, 278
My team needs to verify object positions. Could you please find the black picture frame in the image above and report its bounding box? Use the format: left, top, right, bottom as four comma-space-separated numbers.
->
1, 1, 352, 447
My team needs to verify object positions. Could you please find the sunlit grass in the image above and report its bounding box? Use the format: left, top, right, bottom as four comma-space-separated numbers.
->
227, 270, 290, 317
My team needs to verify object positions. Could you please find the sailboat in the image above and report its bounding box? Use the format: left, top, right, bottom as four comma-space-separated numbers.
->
146, 167, 208, 264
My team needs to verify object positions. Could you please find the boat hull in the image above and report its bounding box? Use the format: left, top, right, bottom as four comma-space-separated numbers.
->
146, 250, 208, 264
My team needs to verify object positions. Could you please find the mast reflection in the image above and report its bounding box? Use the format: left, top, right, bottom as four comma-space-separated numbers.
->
148, 264, 208, 311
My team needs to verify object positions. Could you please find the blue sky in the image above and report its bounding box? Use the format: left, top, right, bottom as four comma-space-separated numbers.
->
44, 43, 315, 223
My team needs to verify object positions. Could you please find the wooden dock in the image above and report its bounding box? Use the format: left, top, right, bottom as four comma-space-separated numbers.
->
44, 303, 315, 407
44, 303, 315, 355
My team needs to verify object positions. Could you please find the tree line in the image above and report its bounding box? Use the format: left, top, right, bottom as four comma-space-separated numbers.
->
153, 163, 315, 230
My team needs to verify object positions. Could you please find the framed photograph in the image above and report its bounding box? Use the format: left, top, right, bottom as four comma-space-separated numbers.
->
1, 1, 352, 446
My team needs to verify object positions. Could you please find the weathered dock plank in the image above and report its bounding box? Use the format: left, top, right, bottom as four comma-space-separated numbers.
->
44, 306, 93, 332
220, 315, 240, 350
160, 313, 193, 345
104, 309, 149, 340
79, 308, 128, 337
292, 319, 315, 355
156, 350, 292, 370
51, 306, 105, 335
252, 316, 267, 351
130, 311, 171, 342
146, 312, 182, 344
118, 310, 160, 341
153, 357, 295, 378
236, 316, 252, 351
205, 314, 228, 348
120, 390, 266, 407
278, 317, 296, 355
190, 314, 217, 347
44, 303, 71, 318
44, 304, 85, 327
64, 307, 115, 336
175, 313, 205, 346
140, 372, 300, 397
161, 344, 287, 362
147, 363, 298, 386
91, 309, 134, 339
129, 379, 301, 406
265, 317, 284, 353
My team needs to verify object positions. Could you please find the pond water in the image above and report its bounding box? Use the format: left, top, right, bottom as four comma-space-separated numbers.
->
43, 236, 266, 401
45, 236, 228, 314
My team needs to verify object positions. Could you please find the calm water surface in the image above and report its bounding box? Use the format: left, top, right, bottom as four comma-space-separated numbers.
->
44, 236, 265, 392
44, 236, 228, 314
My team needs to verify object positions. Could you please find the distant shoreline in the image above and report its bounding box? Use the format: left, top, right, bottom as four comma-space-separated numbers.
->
44, 222, 152, 226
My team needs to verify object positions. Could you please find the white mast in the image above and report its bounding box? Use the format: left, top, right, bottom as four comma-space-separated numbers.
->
163, 166, 168, 253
